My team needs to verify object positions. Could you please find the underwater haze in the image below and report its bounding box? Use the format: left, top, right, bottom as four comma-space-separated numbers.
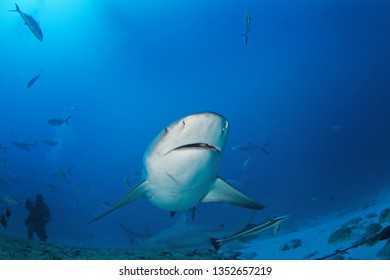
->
0, 0, 390, 253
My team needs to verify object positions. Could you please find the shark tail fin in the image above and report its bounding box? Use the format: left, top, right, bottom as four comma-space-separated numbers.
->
210, 238, 222, 251
241, 33, 248, 44
262, 142, 270, 155
65, 116, 71, 125
88, 181, 148, 224
9, 3, 20, 12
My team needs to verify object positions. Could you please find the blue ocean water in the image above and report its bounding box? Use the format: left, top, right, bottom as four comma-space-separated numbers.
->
0, 0, 389, 250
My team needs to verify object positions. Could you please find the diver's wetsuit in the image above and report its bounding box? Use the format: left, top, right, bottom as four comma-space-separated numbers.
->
25, 194, 51, 241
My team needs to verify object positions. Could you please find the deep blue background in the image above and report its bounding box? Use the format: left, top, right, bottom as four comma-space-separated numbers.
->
0, 0, 389, 248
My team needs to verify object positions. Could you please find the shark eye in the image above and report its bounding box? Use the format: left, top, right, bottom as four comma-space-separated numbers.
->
164, 127, 169, 134
182, 120, 186, 127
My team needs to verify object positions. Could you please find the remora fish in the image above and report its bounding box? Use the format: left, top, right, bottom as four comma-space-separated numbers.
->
210, 215, 290, 251
241, 10, 251, 44
48, 116, 71, 126
10, 4, 43, 41
89, 112, 264, 223
27, 68, 43, 88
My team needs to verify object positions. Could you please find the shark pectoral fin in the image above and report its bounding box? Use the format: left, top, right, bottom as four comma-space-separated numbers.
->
88, 181, 148, 224
201, 177, 265, 210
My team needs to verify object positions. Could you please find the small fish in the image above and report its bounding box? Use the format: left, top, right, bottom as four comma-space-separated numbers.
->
12, 140, 37, 151
52, 166, 74, 182
1, 214, 7, 229
27, 68, 43, 88
43, 140, 58, 147
10, 4, 43, 41
48, 116, 71, 126
211, 215, 290, 251
241, 10, 251, 44
1, 194, 21, 206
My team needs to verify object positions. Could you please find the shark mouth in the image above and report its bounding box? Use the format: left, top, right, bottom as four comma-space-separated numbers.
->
171, 143, 220, 153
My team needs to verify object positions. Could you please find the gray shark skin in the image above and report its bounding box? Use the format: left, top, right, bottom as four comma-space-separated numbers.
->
89, 112, 264, 223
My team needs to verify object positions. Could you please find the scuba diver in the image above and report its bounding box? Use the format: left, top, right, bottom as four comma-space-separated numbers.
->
25, 194, 51, 241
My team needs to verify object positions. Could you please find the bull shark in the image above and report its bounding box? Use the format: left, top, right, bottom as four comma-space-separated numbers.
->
10, 4, 43, 41
89, 112, 264, 223
211, 215, 290, 251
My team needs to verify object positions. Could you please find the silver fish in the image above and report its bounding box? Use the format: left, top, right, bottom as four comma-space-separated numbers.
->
27, 68, 43, 88
48, 116, 71, 126
10, 4, 43, 41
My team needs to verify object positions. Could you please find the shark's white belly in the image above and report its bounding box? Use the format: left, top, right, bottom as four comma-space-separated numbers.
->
88, 112, 264, 225
145, 149, 220, 211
